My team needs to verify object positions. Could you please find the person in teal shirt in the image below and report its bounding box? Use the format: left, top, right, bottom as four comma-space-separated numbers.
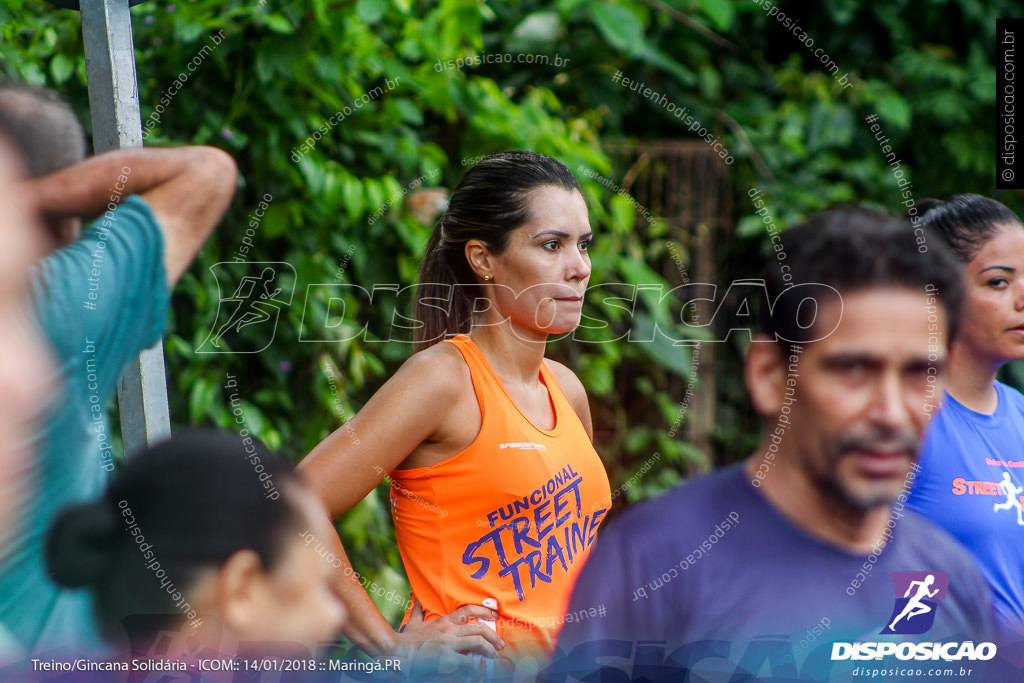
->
8, 194, 169, 654
0, 87, 238, 655
0, 130, 58, 665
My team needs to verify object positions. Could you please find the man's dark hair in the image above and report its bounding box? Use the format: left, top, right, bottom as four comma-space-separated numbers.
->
759, 207, 963, 350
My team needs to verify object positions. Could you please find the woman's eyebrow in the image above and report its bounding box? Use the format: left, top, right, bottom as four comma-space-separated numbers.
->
531, 229, 594, 239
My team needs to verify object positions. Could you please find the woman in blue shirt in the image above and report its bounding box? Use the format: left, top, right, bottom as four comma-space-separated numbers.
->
908, 194, 1024, 642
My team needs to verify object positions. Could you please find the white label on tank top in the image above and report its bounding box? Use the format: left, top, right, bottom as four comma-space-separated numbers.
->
498, 442, 547, 451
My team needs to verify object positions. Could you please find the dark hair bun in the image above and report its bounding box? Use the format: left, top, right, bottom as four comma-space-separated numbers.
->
47, 500, 119, 588
909, 198, 942, 220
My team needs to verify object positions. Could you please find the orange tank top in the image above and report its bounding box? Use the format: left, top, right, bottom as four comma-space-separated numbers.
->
389, 334, 611, 660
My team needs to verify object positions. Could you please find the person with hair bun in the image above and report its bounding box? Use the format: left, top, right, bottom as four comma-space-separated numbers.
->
300, 151, 611, 671
47, 430, 346, 657
907, 194, 1024, 639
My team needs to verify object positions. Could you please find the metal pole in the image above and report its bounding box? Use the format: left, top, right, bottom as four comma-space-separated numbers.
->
80, 0, 171, 455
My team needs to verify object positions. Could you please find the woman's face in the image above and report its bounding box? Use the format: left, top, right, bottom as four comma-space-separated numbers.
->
479, 185, 593, 339
957, 224, 1024, 366
240, 492, 347, 650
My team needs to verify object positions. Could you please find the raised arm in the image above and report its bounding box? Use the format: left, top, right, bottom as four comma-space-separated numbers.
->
298, 345, 503, 659
23, 146, 237, 284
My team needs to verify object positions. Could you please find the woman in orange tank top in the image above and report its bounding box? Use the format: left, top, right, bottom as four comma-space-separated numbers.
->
299, 152, 611, 675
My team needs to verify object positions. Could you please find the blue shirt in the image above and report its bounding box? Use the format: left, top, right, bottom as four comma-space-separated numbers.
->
549, 466, 996, 682
0, 196, 167, 654
909, 382, 1024, 636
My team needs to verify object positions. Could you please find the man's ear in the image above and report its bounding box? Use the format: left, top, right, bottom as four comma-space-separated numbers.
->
214, 549, 266, 635
745, 335, 789, 419
464, 239, 495, 281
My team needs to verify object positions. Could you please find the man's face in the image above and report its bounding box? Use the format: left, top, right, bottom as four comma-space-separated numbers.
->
779, 288, 944, 510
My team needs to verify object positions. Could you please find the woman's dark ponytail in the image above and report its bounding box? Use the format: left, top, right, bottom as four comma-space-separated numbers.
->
415, 216, 479, 350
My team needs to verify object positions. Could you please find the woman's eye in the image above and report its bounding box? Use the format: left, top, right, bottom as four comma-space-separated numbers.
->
988, 278, 1009, 289
579, 240, 591, 252
543, 240, 560, 251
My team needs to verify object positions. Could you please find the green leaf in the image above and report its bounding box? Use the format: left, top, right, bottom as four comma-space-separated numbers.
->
189, 377, 216, 421
392, 98, 423, 125
589, 3, 646, 57
643, 325, 695, 378
623, 427, 651, 454
637, 44, 696, 85
736, 214, 767, 238
258, 14, 295, 35
876, 93, 912, 131
697, 0, 734, 32
50, 53, 74, 84
608, 193, 637, 232
580, 355, 615, 396
356, 0, 386, 24
363, 177, 388, 216
512, 12, 562, 44
262, 204, 291, 239
557, 0, 590, 13
340, 176, 366, 222
619, 259, 663, 290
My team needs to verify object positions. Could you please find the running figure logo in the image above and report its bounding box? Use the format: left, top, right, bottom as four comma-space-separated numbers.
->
881, 571, 948, 635
993, 471, 1024, 526
197, 262, 295, 353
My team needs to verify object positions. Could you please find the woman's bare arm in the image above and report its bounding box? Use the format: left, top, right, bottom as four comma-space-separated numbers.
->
298, 346, 503, 657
